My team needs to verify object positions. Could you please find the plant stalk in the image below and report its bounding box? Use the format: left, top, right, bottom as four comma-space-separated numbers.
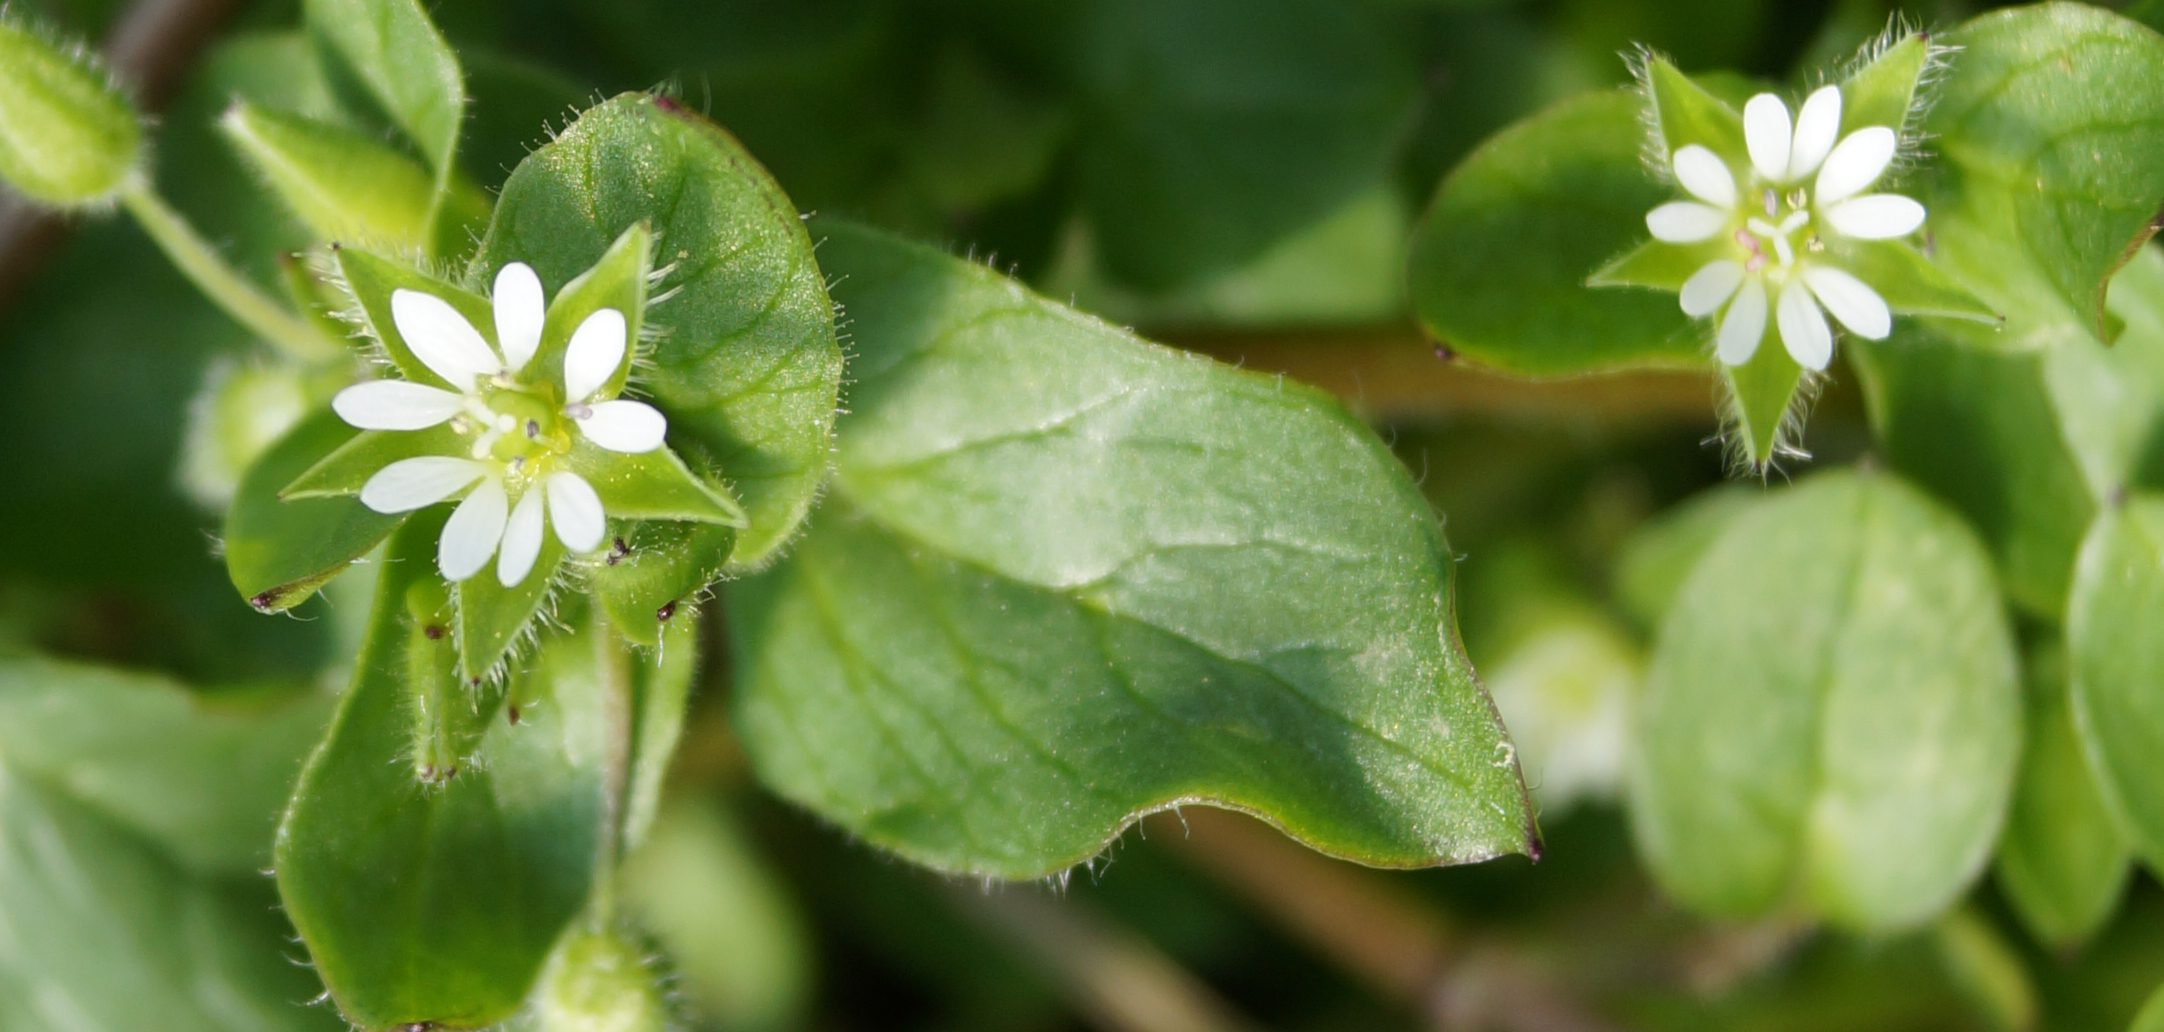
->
118, 181, 340, 363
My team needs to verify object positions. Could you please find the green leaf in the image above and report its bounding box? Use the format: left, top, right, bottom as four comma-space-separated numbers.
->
1071, 0, 1418, 289
0, 14, 141, 207
1409, 88, 1702, 375
302, 0, 463, 220
225, 408, 406, 612
588, 520, 735, 649
1851, 244, 2164, 617
1630, 469, 2020, 933
621, 616, 697, 853
219, 99, 435, 251
1994, 641, 2130, 950
474, 94, 842, 572
1639, 54, 1743, 157
334, 247, 496, 390
527, 926, 669, 1032
1613, 485, 1762, 631
1839, 31, 1932, 133
565, 439, 747, 528
0, 655, 338, 1031
277, 521, 634, 1030
2069, 494, 2164, 873
1924, 5, 2164, 346
282, 420, 463, 499
728, 221, 1535, 878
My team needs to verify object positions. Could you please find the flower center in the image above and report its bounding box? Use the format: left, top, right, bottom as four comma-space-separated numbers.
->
454, 381, 573, 484
1736, 187, 1820, 278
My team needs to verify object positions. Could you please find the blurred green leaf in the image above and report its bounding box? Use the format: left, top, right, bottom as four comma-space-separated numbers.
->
1994, 641, 2129, 950
219, 100, 438, 252
0, 13, 140, 206
0, 654, 335, 1030
729, 221, 1536, 877
1923, 4, 2164, 349
526, 926, 669, 1032
620, 799, 813, 1032
276, 521, 634, 1029
1612, 485, 1761, 631
2069, 493, 2164, 873
1074, 0, 1418, 289
474, 93, 843, 572
303, 0, 464, 221
1631, 469, 2019, 933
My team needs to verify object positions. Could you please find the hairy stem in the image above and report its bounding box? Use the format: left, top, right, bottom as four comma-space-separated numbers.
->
118, 182, 339, 363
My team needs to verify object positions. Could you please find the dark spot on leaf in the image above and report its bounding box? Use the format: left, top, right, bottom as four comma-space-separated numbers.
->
249, 591, 279, 613
507, 704, 522, 725
657, 601, 676, 623
1432, 343, 1456, 362
652, 94, 682, 114
2111, 484, 2130, 509
423, 624, 445, 640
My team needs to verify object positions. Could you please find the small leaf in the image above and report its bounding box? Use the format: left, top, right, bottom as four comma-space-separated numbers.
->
334, 247, 496, 389
302, 0, 463, 218
277, 522, 628, 1030
1409, 88, 1702, 375
1834, 241, 1999, 325
219, 100, 435, 251
1839, 31, 1933, 132
529, 926, 669, 1032
282, 420, 464, 499
225, 408, 406, 612
1640, 54, 1744, 158
1722, 341, 1805, 470
565, 439, 747, 528
1631, 469, 2020, 933
454, 532, 566, 683
1994, 641, 2130, 950
0, 14, 142, 206
589, 520, 735, 649
729, 221, 1535, 877
474, 94, 843, 571
2069, 494, 2164, 872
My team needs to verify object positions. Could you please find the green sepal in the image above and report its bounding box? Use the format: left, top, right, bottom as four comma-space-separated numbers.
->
282, 421, 466, 499
1723, 340, 1806, 470
454, 531, 567, 684
1839, 32, 1933, 133
399, 569, 507, 780
590, 521, 736, 648
565, 439, 747, 527
0, 15, 142, 207
533, 222, 651, 398
334, 247, 496, 389
224, 408, 407, 612
1641, 54, 1744, 159
1589, 238, 1725, 293
1836, 241, 2002, 325
219, 100, 435, 251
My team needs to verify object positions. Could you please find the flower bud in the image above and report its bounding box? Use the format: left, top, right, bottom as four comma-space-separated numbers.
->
0, 17, 143, 206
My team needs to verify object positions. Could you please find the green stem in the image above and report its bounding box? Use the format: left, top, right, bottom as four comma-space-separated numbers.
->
119, 182, 340, 363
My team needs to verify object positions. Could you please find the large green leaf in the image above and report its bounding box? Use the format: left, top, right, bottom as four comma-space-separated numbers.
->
1922, 4, 2164, 348
1994, 642, 2130, 950
1630, 470, 2020, 933
1071, 0, 1418, 289
473, 93, 842, 573
2069, 494, 2164, 872
0, 656, 337, 1031
728, 221, 1535, 878
275, 518, 672, 1029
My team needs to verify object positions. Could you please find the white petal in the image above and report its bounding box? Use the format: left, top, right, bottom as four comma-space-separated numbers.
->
497, 485, 546, 587
563, 308, 628, 402
1776, 278, 1834, 371
1743, 93, 1793, 182
438, 475, 509, 582
390, 288, 502, 391
358, 457, 488, 513
493, 263, 546, 375
577, 399, 668, 453
1671, 145, 1736, 207
1680, 260, 1746, 318
1647, 201, 1727, 243
1802, 266, 1892, 340
1716, 277, 1768, 366
1824, 194, 1926, 240
1786, 85, 1842, 180
332, 380, 464, 431
545, 471, 606, 553
1813, 126, 1897, 205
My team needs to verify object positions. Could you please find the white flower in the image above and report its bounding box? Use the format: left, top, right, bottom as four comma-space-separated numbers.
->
1643, 85, 1926, 371
331, 262, 668, 587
